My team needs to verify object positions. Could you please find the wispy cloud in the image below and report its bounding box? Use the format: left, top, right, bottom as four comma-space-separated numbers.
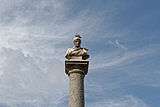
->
0, 0, 159, 106
0, 0, 108, 106
87, 95, 149, 107
90, 45, 159, 70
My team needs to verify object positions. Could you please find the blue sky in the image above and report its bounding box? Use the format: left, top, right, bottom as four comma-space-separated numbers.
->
0, 0, 160, 107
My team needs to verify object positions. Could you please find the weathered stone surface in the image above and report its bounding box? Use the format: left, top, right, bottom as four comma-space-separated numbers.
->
65, 35, 89, 107
65, 60, 89, 75
65, 35, 89, 60
69, 69, 85, 107
65, 61, 89, 107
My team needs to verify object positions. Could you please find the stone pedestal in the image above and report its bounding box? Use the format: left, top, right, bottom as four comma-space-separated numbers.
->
65, 60, 89, 107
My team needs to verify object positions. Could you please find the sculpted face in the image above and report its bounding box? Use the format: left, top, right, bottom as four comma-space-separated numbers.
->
73, 39, 81, 48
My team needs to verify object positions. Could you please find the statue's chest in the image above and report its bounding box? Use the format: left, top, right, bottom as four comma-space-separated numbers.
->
71, 49, 83, 56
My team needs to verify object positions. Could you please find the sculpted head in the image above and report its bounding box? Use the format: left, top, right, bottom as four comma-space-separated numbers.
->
73, 35, 81, 48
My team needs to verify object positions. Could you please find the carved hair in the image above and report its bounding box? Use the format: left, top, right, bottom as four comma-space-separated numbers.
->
73, 35, 81, 41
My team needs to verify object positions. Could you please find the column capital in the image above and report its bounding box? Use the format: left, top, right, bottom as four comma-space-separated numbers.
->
65, 60, 89, 75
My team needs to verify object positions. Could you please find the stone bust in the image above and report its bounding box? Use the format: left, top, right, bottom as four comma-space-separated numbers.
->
65, 35, 89, 60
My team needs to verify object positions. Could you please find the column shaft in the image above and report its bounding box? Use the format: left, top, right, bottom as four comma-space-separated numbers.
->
69, 69, 85, 107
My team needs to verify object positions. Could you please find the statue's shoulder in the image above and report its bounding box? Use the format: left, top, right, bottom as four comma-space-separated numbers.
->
82, 48, 88, 52
66, 48, 74, 54
67, 48, 74, 51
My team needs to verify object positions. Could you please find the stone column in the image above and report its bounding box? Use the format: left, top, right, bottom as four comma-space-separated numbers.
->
65, 60, 89, 107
